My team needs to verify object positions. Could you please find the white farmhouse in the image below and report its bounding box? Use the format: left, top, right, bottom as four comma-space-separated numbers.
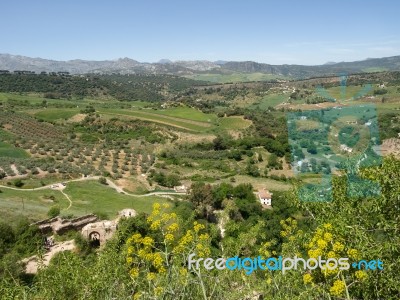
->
258, 189, 273, 206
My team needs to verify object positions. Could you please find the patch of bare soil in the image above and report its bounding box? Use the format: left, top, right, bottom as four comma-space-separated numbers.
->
381, 138, 400, 157
68, 113, 86, 123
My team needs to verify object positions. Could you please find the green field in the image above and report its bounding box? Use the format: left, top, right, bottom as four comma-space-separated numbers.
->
325, 85, 374, 100
0, 180, 169, 223
0, 188, 69, 223
185, 73, 288, 83
34, 108, 80, 121
0, 92, 48, 103
64, 181, 168, 217
98, 108, 216, 132
250, 93, 287, 109
153, 106, 217, 122
218, 116, 252, 130
0, 141, 29, 158
220, 175, 292, 191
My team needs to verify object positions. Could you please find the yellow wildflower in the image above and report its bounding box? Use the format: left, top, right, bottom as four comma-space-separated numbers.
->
355, 270, 368, 281
199, 233, 210, 241
150, 220, 161, 230
167, 223, 179, 232
333, 242, 344, 252
152, 253, 163, 269
165, 233, 174, 242
317, 239, 327, 250
179, 267, 188, 277
322, 262, 339, 277
161, 213, 171, 222
327, 251, 337, 259
130, 268, 139, 278
144, 253, 154, 261
323, 223, 332, 230
303, 273, 313, 284
308, 248, 322, 259
194, 222, 205, 233
323, 232, 333, 242
137, 249, 147, 259
132, 233, 142, 243
329, 280, 346, 296
347, 249, 359, 260
141, 237, 154, 247
154, 287, 163, 296
147, 272, 156, 281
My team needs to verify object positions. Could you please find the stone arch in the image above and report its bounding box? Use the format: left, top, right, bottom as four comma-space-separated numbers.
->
89, 231, 101, 247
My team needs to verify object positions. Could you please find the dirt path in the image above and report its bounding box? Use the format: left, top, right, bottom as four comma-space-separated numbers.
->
22, 240, 75, 274
60, 190, 73, 210
0, 176, 185, 200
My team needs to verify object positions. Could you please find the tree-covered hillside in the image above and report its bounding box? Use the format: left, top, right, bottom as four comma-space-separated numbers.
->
0, 73, 208, 101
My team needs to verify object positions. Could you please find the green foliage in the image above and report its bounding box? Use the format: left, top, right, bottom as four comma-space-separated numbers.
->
188, 182, 215, 220
0, 73, 207, 101
148, 171, 181, 188
98, 177, 108, 185
47, 205, 61, 218
373, 88, 388, 95
13, 179, 24, 188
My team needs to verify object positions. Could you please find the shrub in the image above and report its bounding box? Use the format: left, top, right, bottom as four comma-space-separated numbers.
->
14, 179, 24, 188
98, 177, 108, 185
47, 206, 61, 218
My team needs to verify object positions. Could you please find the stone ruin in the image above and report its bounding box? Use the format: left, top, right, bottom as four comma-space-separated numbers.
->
32, 209, 137, 247
33, 214, 99, 235
81, 209, 137, 246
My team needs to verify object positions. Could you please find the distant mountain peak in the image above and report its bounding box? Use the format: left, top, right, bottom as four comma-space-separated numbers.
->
158, 59, 172, 64
214, 60, 228, 65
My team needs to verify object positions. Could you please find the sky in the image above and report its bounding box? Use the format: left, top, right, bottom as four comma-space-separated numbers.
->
1, 0, 400, 65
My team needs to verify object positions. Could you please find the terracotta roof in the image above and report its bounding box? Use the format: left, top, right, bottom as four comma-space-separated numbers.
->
258, 189, 272, 199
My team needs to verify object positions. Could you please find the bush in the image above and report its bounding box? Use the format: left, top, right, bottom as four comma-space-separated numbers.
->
14, 179, 24, 188
98, 177, 108, 185
47, 206, 61, 218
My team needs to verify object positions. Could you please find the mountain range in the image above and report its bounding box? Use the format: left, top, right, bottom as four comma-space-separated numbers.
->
1, 53, 400, 79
